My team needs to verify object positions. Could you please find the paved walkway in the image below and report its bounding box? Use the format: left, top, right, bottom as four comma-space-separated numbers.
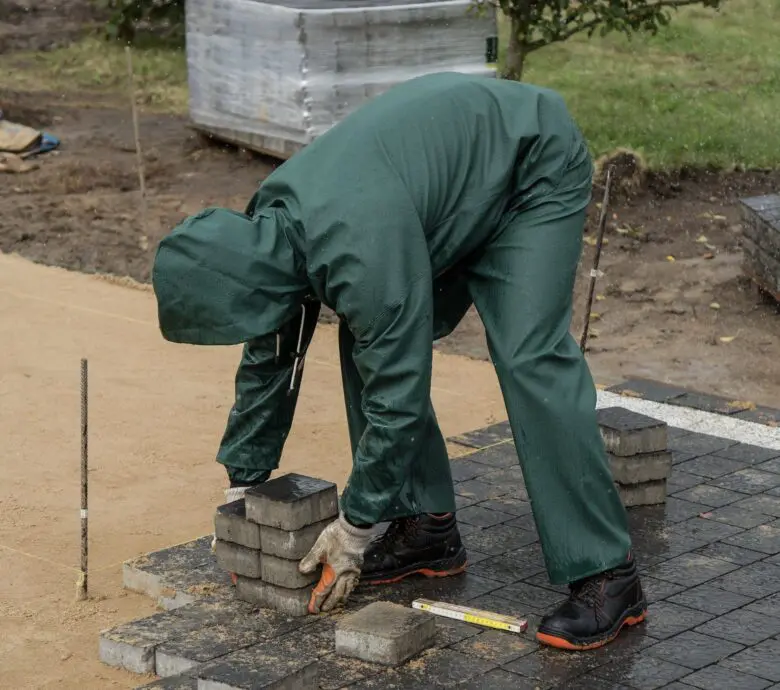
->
102, 399, 780, 690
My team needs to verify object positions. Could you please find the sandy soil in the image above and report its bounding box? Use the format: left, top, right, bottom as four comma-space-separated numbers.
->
0, 252, 508, 688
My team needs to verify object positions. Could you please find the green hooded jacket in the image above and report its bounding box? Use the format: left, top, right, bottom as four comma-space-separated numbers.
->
152, 72, 589, 525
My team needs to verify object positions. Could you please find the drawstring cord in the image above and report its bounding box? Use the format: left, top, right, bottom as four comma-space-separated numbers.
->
288, 303, 308, 396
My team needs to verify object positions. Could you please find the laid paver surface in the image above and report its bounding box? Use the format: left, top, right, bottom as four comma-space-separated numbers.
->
109, 422, 780, 689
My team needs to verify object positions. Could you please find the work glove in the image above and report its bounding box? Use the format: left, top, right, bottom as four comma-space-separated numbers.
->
299, 514, 380, 614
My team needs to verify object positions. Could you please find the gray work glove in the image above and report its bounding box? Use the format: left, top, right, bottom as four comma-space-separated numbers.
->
299, 514, 380, 613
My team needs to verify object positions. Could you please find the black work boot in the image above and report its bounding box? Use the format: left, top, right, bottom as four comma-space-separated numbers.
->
359, 513, 468, 585
536, 555, 647, 650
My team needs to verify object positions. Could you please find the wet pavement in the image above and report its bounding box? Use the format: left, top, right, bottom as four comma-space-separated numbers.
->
108, 388, 780, 689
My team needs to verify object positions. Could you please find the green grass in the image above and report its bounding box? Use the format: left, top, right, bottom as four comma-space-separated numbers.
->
0, 0, 777, 169
516, 0, 780, 169
0, 36, 188, 112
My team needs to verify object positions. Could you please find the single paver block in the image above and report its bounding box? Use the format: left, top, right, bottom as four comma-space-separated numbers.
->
235, 576, 311, 617
260, 552, 319, 589
608, 450, 673, 484
335, 601, 436, 666
617, 479, 667, 507
215, 501, 261, 550
214, 540, 262, 579
245, 473, 338, 531
195, 638, 318, 689
259, 519, 330, 560
597, 407, 668, 456
99, 609, 206, 674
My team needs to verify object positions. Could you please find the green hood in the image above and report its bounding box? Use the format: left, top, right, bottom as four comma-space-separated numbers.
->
152, 207, 308, 345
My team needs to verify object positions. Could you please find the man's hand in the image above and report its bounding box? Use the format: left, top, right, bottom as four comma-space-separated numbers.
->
299, 514, 378, 613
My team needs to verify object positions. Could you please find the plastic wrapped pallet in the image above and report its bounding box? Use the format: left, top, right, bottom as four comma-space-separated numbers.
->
186, 0, 498, 159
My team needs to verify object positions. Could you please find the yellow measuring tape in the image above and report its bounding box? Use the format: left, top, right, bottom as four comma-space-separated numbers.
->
412, 598, 527, 634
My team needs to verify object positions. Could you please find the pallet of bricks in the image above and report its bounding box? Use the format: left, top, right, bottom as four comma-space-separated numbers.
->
596, 407, 673, 506
214, 473, 338, 616
739, 194, 780, 303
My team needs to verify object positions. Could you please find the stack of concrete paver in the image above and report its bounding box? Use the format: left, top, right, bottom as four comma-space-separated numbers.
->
739, 193, 780, 303
597, 406, 673, 507
214, 473, 339, 616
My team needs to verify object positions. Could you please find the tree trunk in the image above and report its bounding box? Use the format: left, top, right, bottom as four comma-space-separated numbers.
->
503, 17, 527, 81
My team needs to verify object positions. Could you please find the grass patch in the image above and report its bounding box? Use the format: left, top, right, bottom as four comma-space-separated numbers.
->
516, 0, 780, 169
1, 0, 777, 169
0, 36, 187, 113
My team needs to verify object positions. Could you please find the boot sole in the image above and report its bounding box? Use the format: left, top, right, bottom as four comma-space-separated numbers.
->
536, 601, 647, 651
360, 549, 468, 585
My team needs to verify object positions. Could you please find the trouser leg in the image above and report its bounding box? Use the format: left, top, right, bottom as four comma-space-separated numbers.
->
466, 161, 631, 586
338, 319, 456, 520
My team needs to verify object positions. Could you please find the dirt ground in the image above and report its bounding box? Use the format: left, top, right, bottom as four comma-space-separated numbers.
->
1, 2, 779, 687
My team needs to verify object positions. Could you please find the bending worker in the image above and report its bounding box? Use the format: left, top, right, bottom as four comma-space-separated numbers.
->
152, 72, 646, 651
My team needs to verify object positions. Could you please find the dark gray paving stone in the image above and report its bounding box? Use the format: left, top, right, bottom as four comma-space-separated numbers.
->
502, 648, 607, 686
456, 505, 516, 528
758, 457, 780, 474
451, 629, 537, 665
214, 540, 262, 579
464, 550, 491, 565
555, 675, 634, 690
195, 637, 318, 689
215, 500, 262, 549
455, 479, 511, 502
430, 617, 482, 648
667, 582, 754, 615
590, 654, 692, 689
449, 458, 493, 483
317, 653, 385, 690
710, 561, 780, 598
667, 469, 706, 492
465, 554, 546, 584
135, 675, 198, 689
637, 576, 687, 603
606, 378, 687, 403
695, 607, 780, 645
465, 442, 519, 468
664, 497, 712, 523
671, 485, 745, 508
643, 630, 744, 670
747, 593, 780, 618
244, 474, 338, 532
461, 523, 538, 556
645, 552, 740, 589
669, 433, 738, 457
596, 406, 668, 456
668, 392, 756, 416
522, 572, 569, 595
677, 455, 749, 479
722, 523, 780, 554
692, 541, 766, 566
714, 444, 780, 465
505, 513, 538, 533
451, 422, 513, 449
671, 450, 698, 466
155, 625, 265, 676
404, 572, 505, 605
480, 466, 527, 487
392, 648, 501, 687
455, 494, 479, 510
700, 505, 775, 529
476, 496, 532, 516
732, 495, 780, 518
711, 469, 780, 495
732, 404, 780, 426
456, 522, 481, 536
721, 638, 780, 681
668, 517, 744, 544
491, 581, 567, 614
681, 663, 773, 690
459, 668, 552, 689
642, 602, 714, 640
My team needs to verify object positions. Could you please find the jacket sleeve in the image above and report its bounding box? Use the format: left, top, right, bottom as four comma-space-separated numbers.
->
216, 302, 320, 483
313, 198, 435, 525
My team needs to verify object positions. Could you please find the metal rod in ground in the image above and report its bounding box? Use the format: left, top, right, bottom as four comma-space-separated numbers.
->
580, 165, 615, 353
77, 358, 89, 601
125, 46, 148, 249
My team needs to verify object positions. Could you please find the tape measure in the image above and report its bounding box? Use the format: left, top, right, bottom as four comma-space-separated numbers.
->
412, 598, 527, 634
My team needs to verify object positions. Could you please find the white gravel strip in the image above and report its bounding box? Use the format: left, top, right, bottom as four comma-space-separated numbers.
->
596, 390, 780, 451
